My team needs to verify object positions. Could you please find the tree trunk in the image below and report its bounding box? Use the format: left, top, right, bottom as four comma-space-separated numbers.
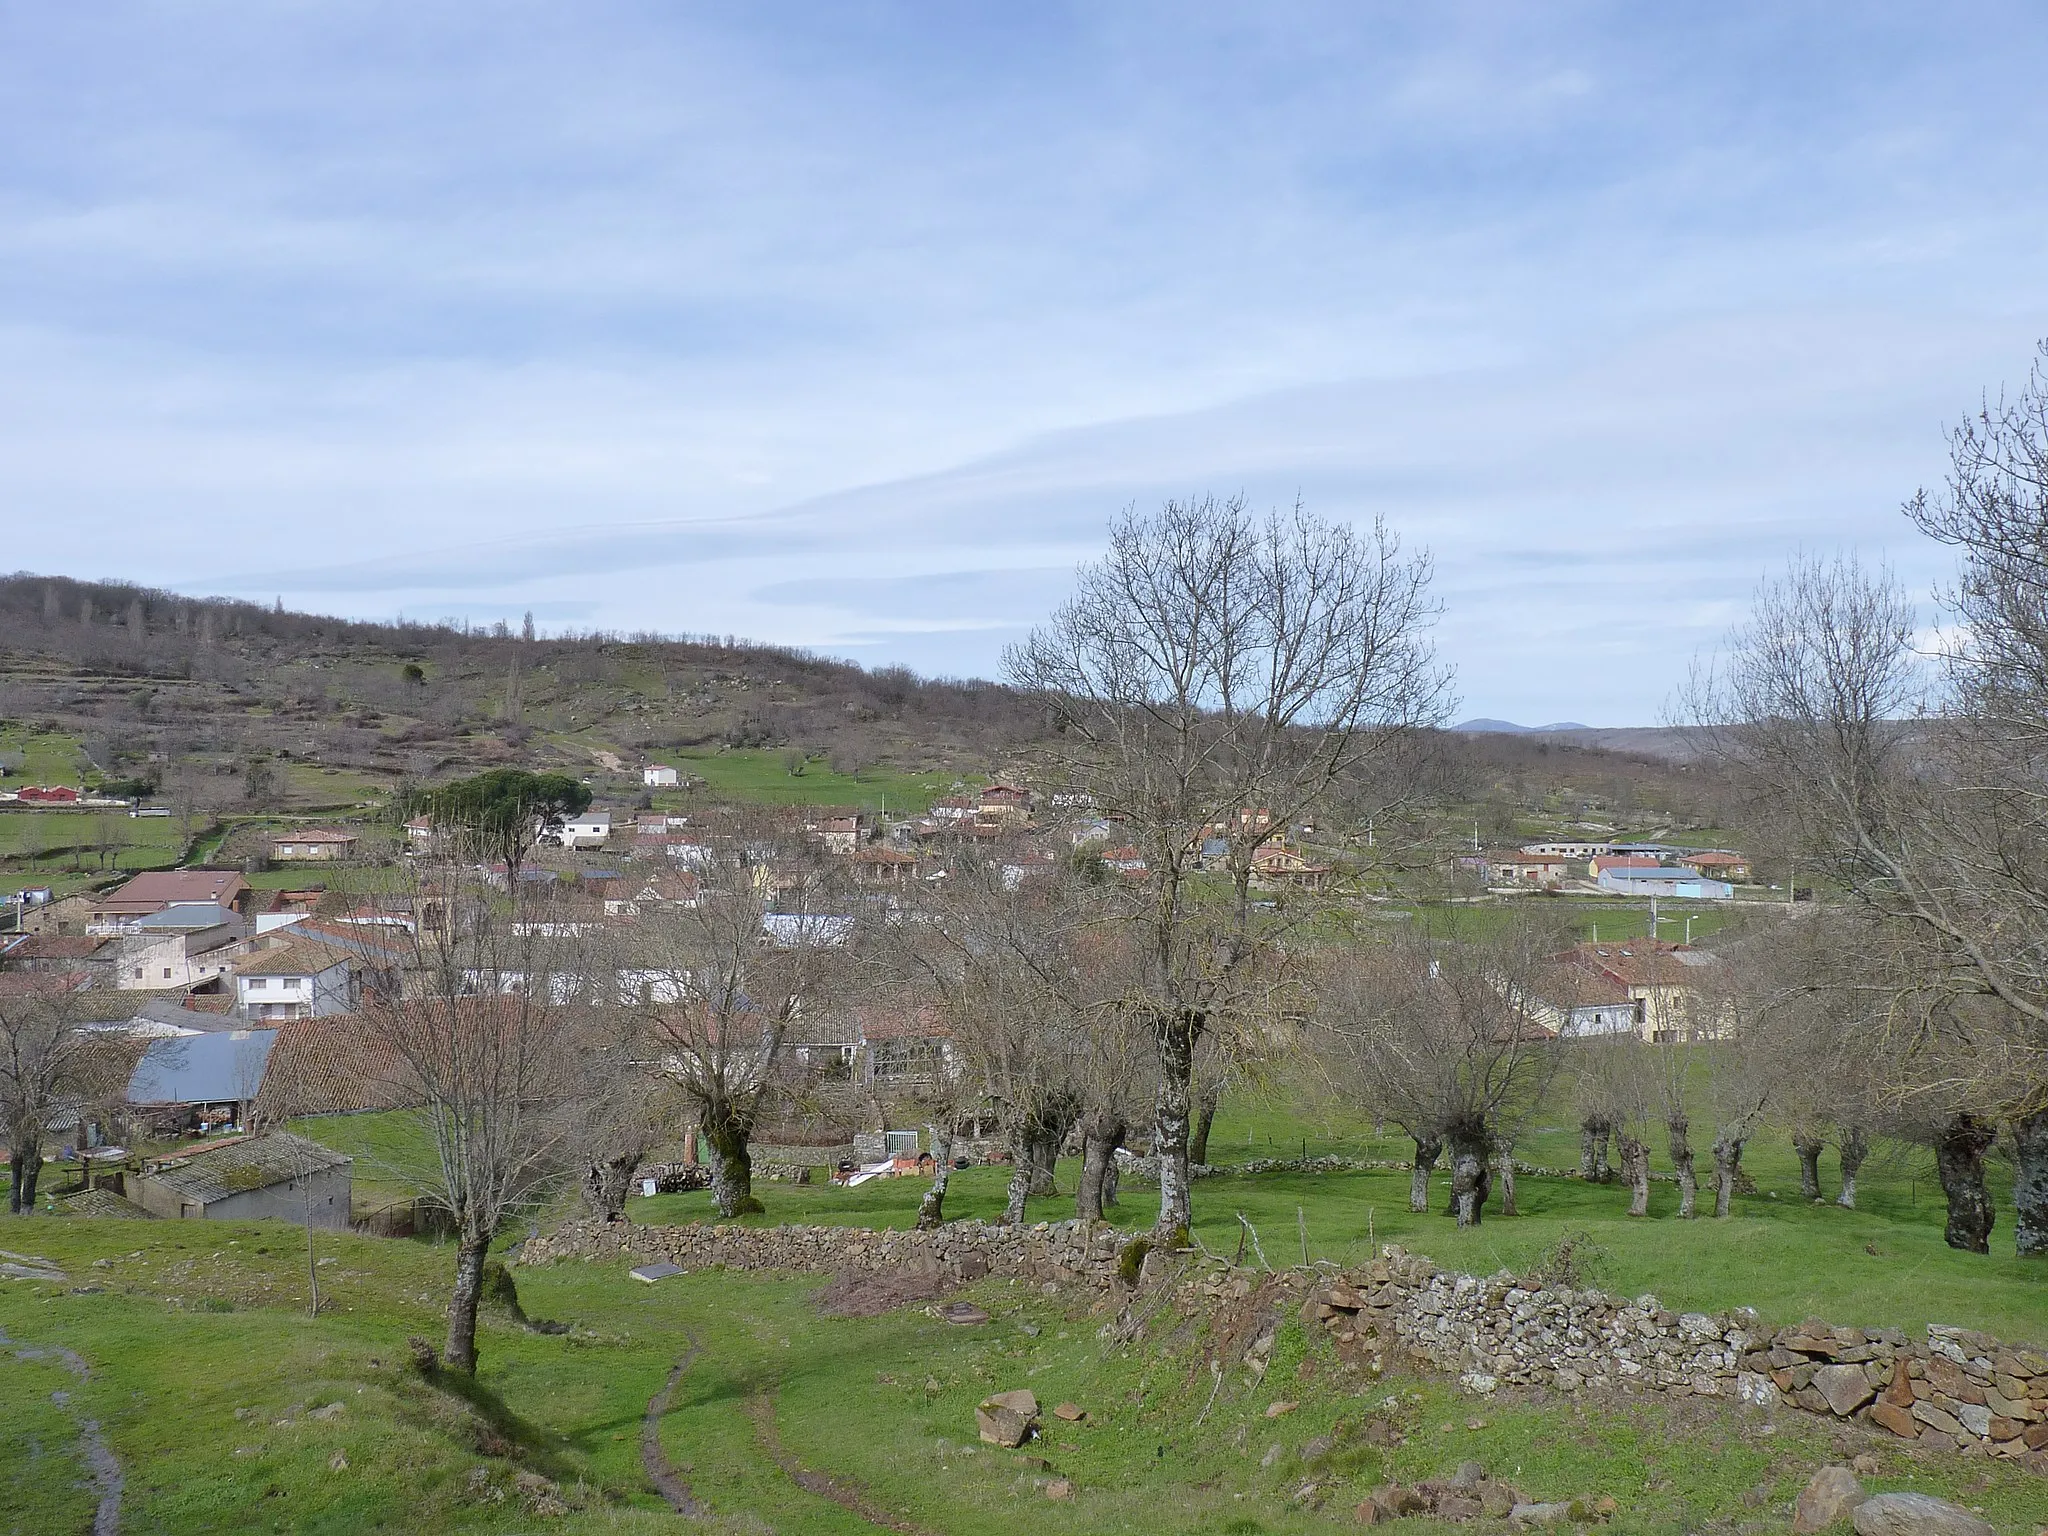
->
1492, 1138, 1518, 1217
1446, 1119, 1491, 1228
1101, 1147, 1121, 1208
1409, 1134, 1441, 1214
1668, 1114, 1697, 1219
1834, 1123, 1868, 1211
916, 1128, 951, 1231
701, 1104, 764, 1218
1792, 1132, 1824, 1202
1001, 1116, 1034, 1226
1591, 1120, 1612, 1184
1578, 1116, 1604, 1181
2011, 1108, 2048, 1258
1188, 1083, 1220, 1167
444, 1231, 491, 1374
1935, 1112, 1997, 1253
1710, 1133, 1745, 1218
1619, 1132, 1650, 1217
1076, 1115, 1125, 1223
1152, 1009, 1200, 1240
581, 1152, 637, 1223
681, 1126, 699, 1167
1027, 1116, 1062, 1198
11, 1143, 40, 1214
8, 1149, 26, 1215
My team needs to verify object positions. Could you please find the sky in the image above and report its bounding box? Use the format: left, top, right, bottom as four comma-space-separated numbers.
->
5, 4, 2048, 724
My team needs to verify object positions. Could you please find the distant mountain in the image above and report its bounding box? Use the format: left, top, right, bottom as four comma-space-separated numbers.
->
1452, 718, 1593, 734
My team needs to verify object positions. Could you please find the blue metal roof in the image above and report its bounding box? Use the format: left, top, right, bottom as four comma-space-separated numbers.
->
127, 1029, 278, 1105
134, 902, 234, 931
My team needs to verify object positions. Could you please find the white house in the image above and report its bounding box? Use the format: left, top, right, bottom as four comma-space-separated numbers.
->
643, 765, 680, 787
554, 809, 613, 849
234, 940, 358, 1022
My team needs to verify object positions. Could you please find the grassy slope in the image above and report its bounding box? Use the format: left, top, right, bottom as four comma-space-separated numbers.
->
652, 748, 963, 810
5, 1214, 2044, 1535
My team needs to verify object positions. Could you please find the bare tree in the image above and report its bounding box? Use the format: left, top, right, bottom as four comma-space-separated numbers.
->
628, 819, 853, 1218
1314, 923, 1558, 1229
362, 872, 586, 1373
1009, 495, 1448, 1237
0, 989, 122, 1215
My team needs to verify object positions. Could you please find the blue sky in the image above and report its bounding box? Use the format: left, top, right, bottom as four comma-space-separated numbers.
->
5, 4, 2047, 723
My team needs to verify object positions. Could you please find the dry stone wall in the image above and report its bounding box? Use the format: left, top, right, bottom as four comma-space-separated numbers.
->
519, 1220, 2046, 1473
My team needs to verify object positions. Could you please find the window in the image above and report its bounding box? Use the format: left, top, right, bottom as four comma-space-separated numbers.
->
248, 978, 266, 990
163, 967, 173, 979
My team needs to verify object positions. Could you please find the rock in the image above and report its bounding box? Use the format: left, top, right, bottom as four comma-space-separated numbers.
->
1044, 1479, 1073, 1500
1265, 1400, 1299, 1418
1870, 1400, 1919, 1439
328, 1453, 348, 1472
1816, 1364, 1877, 1417
1851, 1454, 1880, 1477
1437, 1493, 1483, 1521
1052, 1401, 1085, 1422
1511, 1501, 1574, 1526
1478, 1481, 1519, 1518
309, 1402, 346, 1422
1260, 1442, 1285, 1469
1850, 1492, 1995, 1536
941, 1302, 991, 1326
1369, 1485, 1428, 1518
1792, 1466, 1867, 1533
976, 1389, 1039, 1448
1301, 1435, 1334, 1462
1451, 1460, 1487, 1489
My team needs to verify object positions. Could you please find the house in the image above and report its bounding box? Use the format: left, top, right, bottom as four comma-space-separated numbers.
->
1520, 841, 1612, 860
0, 933, 118, 980
1482, 851, 1569, 887
0, 970, 95, 999
855, 1005, 954, 1089
1594, 866, 1734, 899
759, 913, 855, 948
1558, 940, 1724, 1041
552, 809, 613, 849
1587, 853, 1660, 880
126, 1027, 279, 1136
978, 783, 1033, 818
121, 1131, 352, 1227
1527, 963, 1640, 1038
14, 785, 81, 805
255, 1016, 413, 1120
16, 892, 91, 936
270, 828, 358, 862
403, 815, 448, 852
809, 816, 862, 855
1678, 851, 1751, 881
234, 940, 359, 1021
851, 846, 918, 885
91, 871, 251, 930
1099, 845, 1149, 876
643, 764, 680, 787
602, 871, 702, 916
1251, 841, 1335, 891
116, 904, 249, 991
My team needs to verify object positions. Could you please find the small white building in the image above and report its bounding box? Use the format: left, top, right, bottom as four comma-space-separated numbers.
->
555, 809, 613, 849
643, 765, 680, 787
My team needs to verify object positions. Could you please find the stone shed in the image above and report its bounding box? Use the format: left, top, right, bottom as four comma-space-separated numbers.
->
123, 1131, 353, 1228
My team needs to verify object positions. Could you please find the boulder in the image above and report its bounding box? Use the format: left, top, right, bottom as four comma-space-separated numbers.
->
1051, 1401, 1086, 1422
1511, 1501, 1574, 1526
1792, 1466, 1867, 1533
1816, 1364, 1877, 1417
975, 1389, 1039, 1448
1850, 1493, 1994, 1536
1451, 1460, 1487, 1490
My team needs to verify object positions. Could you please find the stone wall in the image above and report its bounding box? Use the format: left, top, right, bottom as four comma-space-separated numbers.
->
519, 1219, 2046, 1473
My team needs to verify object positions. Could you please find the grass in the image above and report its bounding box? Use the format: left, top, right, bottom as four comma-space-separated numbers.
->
4, 1211, 2044, 1534
0, 808, 190, 883
0, 724, 86, 785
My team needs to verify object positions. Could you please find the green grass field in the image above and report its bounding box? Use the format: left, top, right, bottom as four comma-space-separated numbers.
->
0, 725, 86, 786
0, 807, 189, 876
5, 1201, 2043, 1535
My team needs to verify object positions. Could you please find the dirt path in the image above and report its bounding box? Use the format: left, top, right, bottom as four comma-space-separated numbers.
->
0, 1320, 124, 1534
640, 1335, 707, 1516
589, 747, 626, 773
743, 1391, 938, 1535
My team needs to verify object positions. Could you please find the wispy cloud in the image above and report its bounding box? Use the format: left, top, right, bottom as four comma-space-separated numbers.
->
4, 4, 2048, 721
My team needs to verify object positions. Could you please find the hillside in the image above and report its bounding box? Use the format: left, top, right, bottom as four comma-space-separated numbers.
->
0, 573, 1742, 870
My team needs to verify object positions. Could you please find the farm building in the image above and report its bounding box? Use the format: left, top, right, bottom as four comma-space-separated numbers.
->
121, 1131, 352, 1227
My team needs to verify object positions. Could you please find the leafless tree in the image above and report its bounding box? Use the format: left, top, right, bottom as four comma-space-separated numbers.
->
1009, 495, 1449, 1237
1313, 922, 1559, 1228
361, 872, 587, 1373
0, 989, 123, 1215
626, 819, 854, 1218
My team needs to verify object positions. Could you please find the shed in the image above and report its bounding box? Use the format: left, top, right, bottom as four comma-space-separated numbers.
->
124, 1131, 352, 1227
126, 1028, 278, 1135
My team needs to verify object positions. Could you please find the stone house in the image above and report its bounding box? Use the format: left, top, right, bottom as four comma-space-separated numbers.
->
121, 1131, 352, 1227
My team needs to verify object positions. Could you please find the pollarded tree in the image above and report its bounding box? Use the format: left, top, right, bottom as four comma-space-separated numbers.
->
1314, 922, 1559, 1229
1009, 495, 1449, 1238
626, 817, 855, 1218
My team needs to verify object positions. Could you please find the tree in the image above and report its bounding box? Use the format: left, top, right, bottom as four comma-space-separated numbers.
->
628, 819, 852, 1218
361, 873, 587, 1372
425, 769, 591, 890
0, 989, 123, 1215
1314, 922, 1558, 1229
1009, 495, 1448, 1237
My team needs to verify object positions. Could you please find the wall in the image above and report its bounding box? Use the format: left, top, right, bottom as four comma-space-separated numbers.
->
521, 1218, 2047, 1473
